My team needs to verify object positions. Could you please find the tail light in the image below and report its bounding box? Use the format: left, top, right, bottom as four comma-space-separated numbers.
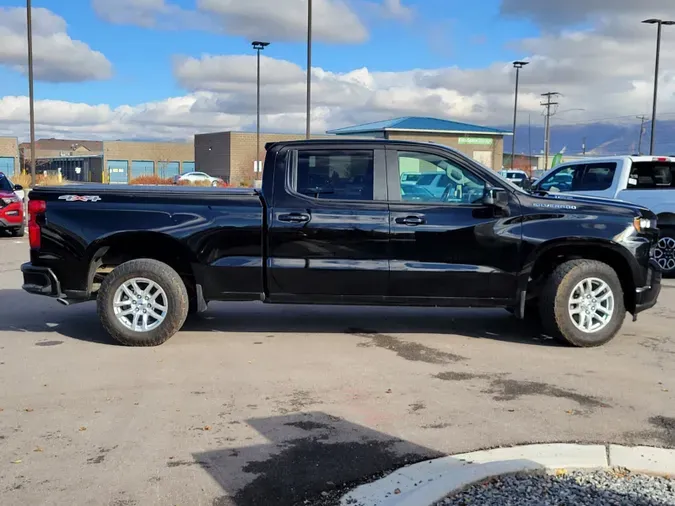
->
28, 199, 46, 249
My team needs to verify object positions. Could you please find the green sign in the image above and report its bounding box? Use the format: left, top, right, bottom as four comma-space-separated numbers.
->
458, 137, 493, 146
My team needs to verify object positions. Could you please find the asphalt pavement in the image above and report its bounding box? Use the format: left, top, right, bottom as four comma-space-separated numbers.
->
0, 233, 674, 506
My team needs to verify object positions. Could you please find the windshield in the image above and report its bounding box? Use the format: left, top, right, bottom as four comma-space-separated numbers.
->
0, 174, 14, 192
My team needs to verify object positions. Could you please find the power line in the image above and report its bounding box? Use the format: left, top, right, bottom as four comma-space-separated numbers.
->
541, 92, 560, 169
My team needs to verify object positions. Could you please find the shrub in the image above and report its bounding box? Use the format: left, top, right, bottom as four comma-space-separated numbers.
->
12, 173, 67, 187
129, 175, 175, 185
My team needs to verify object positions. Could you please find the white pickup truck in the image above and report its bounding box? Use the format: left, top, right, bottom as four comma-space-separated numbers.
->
533, 156, 675, 275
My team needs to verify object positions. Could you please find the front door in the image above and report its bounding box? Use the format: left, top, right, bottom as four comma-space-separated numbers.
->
267, 145, 390, 302
387, 147, 522, 302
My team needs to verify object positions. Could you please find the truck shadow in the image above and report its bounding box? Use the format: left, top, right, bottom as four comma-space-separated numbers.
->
193, 411, 445, 505
0, 289, 560, 348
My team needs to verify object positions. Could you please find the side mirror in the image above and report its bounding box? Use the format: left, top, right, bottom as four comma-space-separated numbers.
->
483, 186, 508, 207
14, 184, 23, 191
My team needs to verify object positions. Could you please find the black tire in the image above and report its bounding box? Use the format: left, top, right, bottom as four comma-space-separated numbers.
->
654, 229, 675, 278
539, 260, 625, 348
97, 259, 189, 346
11, 226, 24, 237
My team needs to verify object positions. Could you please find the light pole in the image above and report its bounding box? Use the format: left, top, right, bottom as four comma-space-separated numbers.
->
252, 41, 269, 179
26, 0, 36, 186
306, 0, 313, 139
510, 61, 529, 170
642, 18, 675, 155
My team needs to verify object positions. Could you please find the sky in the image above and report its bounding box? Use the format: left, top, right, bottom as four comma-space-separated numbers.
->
0, 0, 674, 142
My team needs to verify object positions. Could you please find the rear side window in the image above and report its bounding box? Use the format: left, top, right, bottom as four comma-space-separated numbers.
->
626, 162, 675, 189
293, 150, 374, 201
577, 163, 616, 191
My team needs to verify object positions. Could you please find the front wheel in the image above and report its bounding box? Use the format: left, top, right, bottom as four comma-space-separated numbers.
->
539, 260, 625, 347
654, 229, 675, 278
97, 259, 189, 346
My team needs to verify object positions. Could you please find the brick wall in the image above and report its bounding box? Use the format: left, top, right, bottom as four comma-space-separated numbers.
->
0, 137, 19, 175
228, 132, 336, 186
103, 141, 194, 182
385, 132, 504, 171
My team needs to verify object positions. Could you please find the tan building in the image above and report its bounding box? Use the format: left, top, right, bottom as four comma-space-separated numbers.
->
195, 132, 335, 186
328, 117, 508, 171
103, 141, 195, 183
0, 137, 20, 176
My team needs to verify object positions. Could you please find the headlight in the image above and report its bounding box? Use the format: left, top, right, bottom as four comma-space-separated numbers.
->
634, 217, 657, 232
1, 196, 19, 205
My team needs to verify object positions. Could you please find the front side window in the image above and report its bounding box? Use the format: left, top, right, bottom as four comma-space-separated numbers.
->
397, 151, 486, 204
293, 150, 374, 201
626, 162, 675, 189
538, 165, 583, 192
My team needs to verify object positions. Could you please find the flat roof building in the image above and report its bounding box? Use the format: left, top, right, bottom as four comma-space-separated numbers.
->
328, 117, 510, 171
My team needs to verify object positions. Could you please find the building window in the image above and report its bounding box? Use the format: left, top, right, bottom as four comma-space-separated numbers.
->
158, 161, 180, 179
182, 161, 196, 173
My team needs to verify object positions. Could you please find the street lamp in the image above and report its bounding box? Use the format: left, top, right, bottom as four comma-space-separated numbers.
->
306, 0, 313, 139
252, 41, 270, 179
26, 0, 36, 186
511, 61, 529, 170
642, 18, 675, 155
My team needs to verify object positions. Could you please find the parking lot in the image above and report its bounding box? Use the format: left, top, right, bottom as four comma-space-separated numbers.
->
1, 234, 674, 506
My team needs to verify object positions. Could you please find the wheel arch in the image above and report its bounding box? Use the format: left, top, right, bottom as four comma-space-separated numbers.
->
657, 212, 675, 228
521, 239, 639, 313
85, 231, 199, 296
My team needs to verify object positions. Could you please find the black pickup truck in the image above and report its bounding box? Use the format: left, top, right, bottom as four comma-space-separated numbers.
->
22, 139, 662, 347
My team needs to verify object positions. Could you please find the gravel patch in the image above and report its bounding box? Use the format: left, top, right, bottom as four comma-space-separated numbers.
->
436, 469, 675, 506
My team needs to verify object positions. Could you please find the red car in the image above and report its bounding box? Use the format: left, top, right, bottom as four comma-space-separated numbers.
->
0, 172, 24, 237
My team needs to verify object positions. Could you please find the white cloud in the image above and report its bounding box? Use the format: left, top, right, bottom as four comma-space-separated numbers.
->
92, 0, 368, 43
4, 2, 675, 142
379, 0, 415, 22
0, 7, 112, 82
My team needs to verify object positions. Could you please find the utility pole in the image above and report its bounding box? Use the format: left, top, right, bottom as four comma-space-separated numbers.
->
637, 115, 649, 155
642, 19, 675, 155
541, 92, 560, 170
510, 61, 529, 170
582, 137, 586, 156
26, 0, 36, 186
252, 41, 270, 180
306, 0, 313, 139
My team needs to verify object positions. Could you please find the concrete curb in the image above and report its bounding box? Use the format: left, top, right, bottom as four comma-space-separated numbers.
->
340, 444, 675, 506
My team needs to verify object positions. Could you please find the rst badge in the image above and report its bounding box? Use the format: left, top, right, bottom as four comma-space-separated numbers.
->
58, 195, 102, 202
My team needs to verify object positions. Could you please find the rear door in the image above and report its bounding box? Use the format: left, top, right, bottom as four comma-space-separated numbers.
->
267, 144, 389, 301
386, 146, 522, 302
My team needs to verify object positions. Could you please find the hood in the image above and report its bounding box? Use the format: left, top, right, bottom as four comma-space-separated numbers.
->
532, 192, 649, 214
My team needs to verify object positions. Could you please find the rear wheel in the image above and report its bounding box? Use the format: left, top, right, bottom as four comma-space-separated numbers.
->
654, 229, 675, 278
97, 259, 189, 346
11, 226, 24, 237
539, 260, 625, 347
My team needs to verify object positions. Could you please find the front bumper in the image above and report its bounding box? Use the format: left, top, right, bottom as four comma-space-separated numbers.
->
21, 263, 64, 297
634, 259, 662, 314
0, 216, 23, 229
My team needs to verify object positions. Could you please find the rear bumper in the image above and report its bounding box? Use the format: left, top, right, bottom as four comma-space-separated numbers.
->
634, 259, 662, 314
0, 216, 23, 228
21, 263, 64, 297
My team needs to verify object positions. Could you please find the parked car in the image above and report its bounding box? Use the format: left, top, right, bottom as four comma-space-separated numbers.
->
21, 139, 661, 348
0, 172, 24, 237
175, 171, 224, 187
400, 173, 423, 185
499, 169, 531, 188
533, 156, 675, 276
